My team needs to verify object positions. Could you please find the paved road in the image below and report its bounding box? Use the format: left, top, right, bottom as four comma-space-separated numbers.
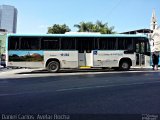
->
0, 69, 160, 119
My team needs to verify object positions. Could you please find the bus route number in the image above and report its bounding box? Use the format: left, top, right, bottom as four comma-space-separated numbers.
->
60, 53, 69, 56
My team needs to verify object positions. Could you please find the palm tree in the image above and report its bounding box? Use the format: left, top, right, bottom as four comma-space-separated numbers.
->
74, 22, 89, 32
95, 20, 115, 34
74, 20, 115, 34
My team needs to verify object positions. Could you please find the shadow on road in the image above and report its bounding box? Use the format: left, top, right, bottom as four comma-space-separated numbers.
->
16, 68, 153, 75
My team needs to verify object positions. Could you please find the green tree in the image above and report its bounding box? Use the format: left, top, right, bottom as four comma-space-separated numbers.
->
74, 20, 115, 34
74, 22, 89, 32
47, 24, 71, 34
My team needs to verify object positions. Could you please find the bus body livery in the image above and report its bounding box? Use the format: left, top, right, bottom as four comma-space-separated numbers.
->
6, 33, 150, 72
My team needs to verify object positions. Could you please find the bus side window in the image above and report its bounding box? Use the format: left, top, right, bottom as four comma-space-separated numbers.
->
8, 36, 20, 50
77, 38, 86, 53
127, 38, 133, 51
41, 37, 60, 50
127, 44, 133, 51
141, 42, 145, 54
61, 37, 76, 50
20, 37, 40, 50
136, 43, 140, 53
117, 37, 133, 50
98, 37, 117, 50
135, 37, 146, 54
76, 37, 94, 53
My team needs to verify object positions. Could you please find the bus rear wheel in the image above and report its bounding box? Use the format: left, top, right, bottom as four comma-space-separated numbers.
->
47, 61, 60, 73
119, 61, 130, 71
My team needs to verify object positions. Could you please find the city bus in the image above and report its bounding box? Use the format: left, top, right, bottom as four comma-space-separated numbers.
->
6, 33, 150, 72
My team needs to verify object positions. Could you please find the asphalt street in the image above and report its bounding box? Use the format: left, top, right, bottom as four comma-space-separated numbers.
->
0, 69, 160, 119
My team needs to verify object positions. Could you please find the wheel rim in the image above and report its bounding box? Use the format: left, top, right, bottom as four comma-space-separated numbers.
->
50, 64, 57, 70
122, 62, 129, 69
50, 63, 57, 71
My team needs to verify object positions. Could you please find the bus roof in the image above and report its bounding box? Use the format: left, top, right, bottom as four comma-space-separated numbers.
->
7, 33, 148, 38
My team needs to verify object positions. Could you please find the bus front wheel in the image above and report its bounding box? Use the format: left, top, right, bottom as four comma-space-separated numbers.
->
47, 61, 60, 73
119, 61, 130, 71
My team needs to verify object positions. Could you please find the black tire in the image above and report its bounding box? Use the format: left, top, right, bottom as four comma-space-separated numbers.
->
119, 61, 130, 71
47, 61, 60, 73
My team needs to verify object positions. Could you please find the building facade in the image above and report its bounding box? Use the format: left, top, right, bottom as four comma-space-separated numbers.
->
0, 33, 6, 55
0, 5, 18, 33
150, 9, 158, 31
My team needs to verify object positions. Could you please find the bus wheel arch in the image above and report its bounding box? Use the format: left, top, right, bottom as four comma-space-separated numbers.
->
46, 58, 60, 72
119, 58, 132, 71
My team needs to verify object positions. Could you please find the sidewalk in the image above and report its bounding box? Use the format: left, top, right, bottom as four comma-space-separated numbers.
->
0, 67, 159, 80
0, 66, 155, 75
0, 65, 6, 69
0, 68, 34, 76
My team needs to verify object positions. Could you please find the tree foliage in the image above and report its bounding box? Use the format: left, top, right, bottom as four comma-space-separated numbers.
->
74, 20, 115, 34
47, 21, 115, 34
47, 24, 71, 34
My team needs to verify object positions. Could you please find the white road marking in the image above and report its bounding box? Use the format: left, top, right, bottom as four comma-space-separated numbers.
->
56, 81, 160, 92
56, 85, 106, 92
0, 90, 48, 97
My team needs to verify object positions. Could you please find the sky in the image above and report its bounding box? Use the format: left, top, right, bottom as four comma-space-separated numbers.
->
0, 0, 159, 34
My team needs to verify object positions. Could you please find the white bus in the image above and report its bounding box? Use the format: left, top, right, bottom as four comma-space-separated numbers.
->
6, 33, 150, 72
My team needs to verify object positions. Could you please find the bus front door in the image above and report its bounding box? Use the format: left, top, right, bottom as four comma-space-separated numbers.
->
135, 41, 145, 66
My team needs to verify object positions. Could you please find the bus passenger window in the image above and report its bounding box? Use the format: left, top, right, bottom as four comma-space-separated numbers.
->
141, 42, 145, 54
41, 37, 60, 50
127, 43, 133, 51
61, 38, 76, 50
8, 36, 19, 50
136, 43, 140, 53
20, 37, 40, 50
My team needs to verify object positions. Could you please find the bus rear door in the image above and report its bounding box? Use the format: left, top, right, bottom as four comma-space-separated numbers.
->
77, 38, 93, 67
